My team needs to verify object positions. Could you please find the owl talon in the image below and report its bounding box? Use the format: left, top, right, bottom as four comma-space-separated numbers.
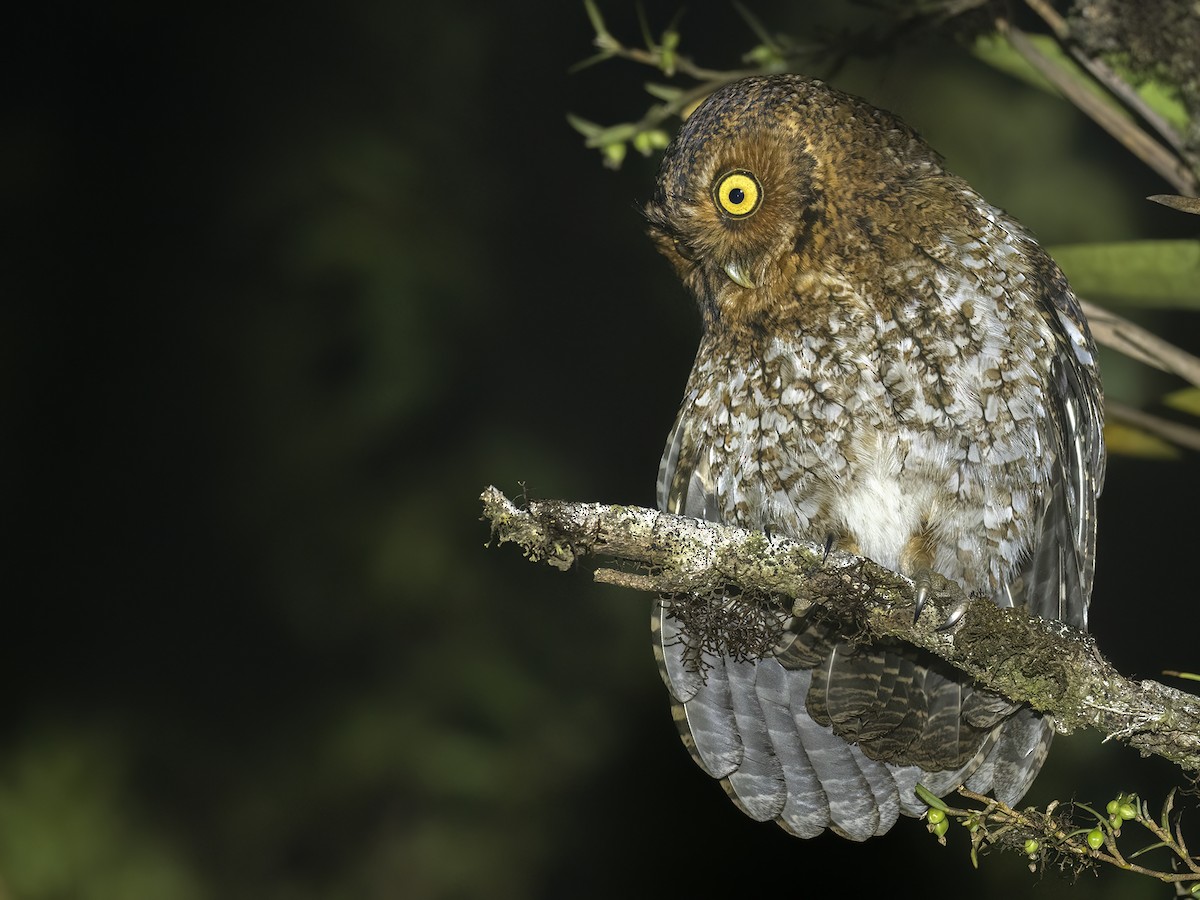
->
912, 579, 930, 624
936, 601, 969, 632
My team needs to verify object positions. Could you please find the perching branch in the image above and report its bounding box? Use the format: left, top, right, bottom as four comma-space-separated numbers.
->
481, 485, 1200, 776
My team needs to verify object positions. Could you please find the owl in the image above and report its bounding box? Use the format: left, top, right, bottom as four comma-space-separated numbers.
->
643, 74, 1104, 840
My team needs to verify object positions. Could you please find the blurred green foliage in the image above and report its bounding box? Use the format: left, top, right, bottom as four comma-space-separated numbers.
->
8, 2, 1200, 899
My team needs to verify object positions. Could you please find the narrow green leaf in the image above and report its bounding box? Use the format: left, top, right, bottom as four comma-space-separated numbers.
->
1162, 387, 1200, 416
1048, 240, 1200, 307
644, 81, 683, 102
567, 117, 640, 148
584, 0, 607, 37
1104, 58, 1190, 133
972, 33, 1060, 95
568, 50, 616, 74
972, 32, 1131, 124
914, 783, 950, 812
565, 114, 604, 138
1103, 421, 1182, 459
586, 122, 639, 147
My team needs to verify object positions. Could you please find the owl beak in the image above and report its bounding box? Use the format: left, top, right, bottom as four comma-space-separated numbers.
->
723, 260, 757, 289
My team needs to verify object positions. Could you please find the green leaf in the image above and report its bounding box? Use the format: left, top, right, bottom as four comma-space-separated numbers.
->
972, 32, 1131, 124
972, 31, 1190, 145
583, 0, 607, 38
1047, 240, 1200, 307
568, 50, 616, 74
972, 32, 1061, 95
566, 116, 640, 149
914, 783, 951, 812
1162, 386, 1200, 416
565, 114, 604, 138
1104, 57, 1191, 134
1103, 421, 1181, 459
644, 81, 684, 102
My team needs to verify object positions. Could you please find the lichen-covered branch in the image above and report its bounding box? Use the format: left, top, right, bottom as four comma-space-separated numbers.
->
481, 485, 1200, 775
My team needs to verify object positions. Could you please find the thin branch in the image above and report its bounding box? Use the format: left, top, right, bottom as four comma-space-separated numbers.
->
1022, 0, 1189, 155
995, 18, 1197, 194
481, 485, 1200, 775
940, 787, 1200, 886
1082, 299, 1200, 387
1106, 401, 1200, 453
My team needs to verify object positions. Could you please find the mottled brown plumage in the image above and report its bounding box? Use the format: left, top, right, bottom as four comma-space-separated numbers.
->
644, 74, 1104, 840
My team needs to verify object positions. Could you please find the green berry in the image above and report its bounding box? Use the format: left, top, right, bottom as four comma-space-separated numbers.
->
1106, 799, 1120, 816
933, 818, 949, 837
1024, 838, 1039, 856
1086, 829, 1104, 850
1118, 803, 1137, 821
927, 808, 946, 825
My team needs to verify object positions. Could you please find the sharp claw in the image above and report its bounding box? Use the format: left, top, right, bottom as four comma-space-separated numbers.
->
913, 581, 929, 624
912, 570, 969, 630
805, 533, 836, 579
936, 601, 969, 632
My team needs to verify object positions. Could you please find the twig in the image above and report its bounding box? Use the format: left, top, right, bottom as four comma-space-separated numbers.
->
1082, 299, 1200, 387
1106, 401, 1200, 453
1022, 0, 1188, 155
996, 18, 1197, 195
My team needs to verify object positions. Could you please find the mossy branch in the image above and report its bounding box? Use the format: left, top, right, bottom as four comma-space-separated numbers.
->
481, 484, 1200, 775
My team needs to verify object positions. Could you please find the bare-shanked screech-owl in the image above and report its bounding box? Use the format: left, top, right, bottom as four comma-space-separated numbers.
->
643, 74, 1105, 840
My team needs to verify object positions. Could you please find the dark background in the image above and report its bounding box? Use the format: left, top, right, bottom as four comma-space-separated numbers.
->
7, 2, 1199, 898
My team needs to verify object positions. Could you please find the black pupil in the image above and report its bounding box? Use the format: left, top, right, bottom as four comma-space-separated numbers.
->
728, 187, 745, 205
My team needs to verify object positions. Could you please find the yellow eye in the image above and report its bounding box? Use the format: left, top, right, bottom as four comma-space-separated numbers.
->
713, 170, 762, 218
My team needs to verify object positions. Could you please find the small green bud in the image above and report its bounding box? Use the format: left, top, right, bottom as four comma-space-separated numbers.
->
933, 818, 949, 837
1024, 838, 1040, 856
601, 142, 627, 169
632, 132, 655, 156
659, 31, 679, 77
927, 808, 946, 825
743, 44, 782, 67
645, 129, 670, 150
1118, 803, 1137, 821
1086, 828, 1104, 850
1106, 799, 1120, 816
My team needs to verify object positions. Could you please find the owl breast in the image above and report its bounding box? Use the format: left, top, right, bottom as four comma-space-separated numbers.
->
663, 271, 1059, 601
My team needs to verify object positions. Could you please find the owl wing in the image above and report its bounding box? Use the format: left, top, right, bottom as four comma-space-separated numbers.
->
654, 395, 1007, 839
1018, 278, 1105, 628
963, 276, 1105, 807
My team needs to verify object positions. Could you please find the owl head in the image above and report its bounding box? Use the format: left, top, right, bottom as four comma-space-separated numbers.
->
644, 75, 961, 333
